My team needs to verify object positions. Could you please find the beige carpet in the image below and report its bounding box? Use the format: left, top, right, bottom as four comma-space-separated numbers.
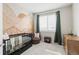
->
21, 42, 65, 55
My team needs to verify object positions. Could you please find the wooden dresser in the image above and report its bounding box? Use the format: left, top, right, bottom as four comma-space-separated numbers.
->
64, 34, 78, 55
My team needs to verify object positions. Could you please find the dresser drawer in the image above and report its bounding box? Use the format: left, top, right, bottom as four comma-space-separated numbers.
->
67, 40, 79, 55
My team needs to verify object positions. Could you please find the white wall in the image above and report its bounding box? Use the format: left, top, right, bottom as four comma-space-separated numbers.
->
60, 5, 73, 35
72, 4, 79, 36
34, 5, 73, 43
0, 3, 3, 55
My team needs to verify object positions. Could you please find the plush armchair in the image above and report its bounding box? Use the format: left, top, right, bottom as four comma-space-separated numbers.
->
32, 33, 41, 44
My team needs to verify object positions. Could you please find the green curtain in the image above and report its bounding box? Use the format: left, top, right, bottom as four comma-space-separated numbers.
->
54, 11, 62, 45
36, 15, 40, 33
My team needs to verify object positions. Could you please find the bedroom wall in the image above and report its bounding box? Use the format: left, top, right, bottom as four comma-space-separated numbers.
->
72, 3, 79, 36
34, 5, 73, 43
3, 4, 34, 35
0, 3, 3, 55
60, 5, 73, 35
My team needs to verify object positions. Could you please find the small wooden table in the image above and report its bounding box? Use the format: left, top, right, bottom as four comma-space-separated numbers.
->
44, 37, 51, 43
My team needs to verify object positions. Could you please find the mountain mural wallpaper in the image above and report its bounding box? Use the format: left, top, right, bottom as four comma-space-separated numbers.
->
3, 4, 34, 35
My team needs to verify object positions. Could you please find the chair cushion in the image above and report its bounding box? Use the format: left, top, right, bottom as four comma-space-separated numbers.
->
35, 33, 39, 38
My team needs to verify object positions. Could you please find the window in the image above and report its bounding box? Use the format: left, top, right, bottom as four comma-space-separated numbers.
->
39, 15, 47, 31
39, 13, 56, 31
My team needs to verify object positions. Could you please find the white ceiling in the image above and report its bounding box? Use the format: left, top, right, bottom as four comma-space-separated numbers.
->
8, 3, 72, 13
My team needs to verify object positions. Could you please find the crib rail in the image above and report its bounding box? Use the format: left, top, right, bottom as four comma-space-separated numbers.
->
3, 33, 33, 55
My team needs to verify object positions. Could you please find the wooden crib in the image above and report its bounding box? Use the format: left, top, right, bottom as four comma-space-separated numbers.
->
3, 33, 33, 55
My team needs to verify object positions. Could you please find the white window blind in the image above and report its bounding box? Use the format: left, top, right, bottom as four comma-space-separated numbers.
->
39, 13, 56, 31
39, 15, 47, 31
